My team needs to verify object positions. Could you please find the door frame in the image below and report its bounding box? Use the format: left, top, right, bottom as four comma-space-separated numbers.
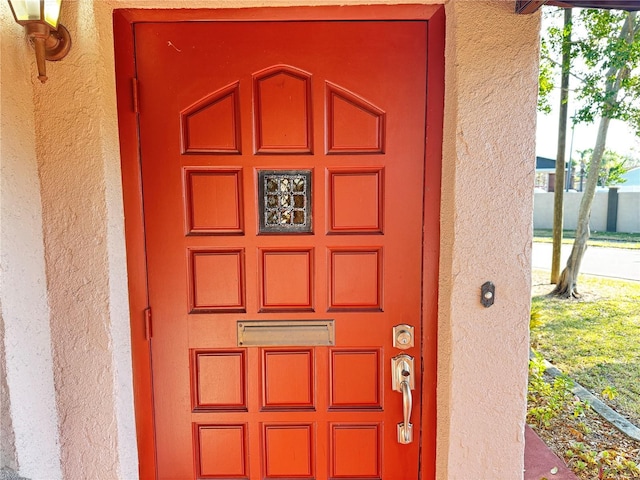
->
113, 5, 444, 478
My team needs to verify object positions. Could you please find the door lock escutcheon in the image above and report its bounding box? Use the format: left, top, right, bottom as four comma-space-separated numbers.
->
393, 324, 414, 350
392, 354, 415, 444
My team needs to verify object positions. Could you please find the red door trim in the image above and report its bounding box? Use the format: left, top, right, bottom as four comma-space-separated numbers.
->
422, 7, 445, 480
114, 11, 158, 476
114, 5, 445, 479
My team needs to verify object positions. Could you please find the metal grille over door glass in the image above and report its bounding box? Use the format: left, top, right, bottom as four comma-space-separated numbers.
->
259, 170, 312, 233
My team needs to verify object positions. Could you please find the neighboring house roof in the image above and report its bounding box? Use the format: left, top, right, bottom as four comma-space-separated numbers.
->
622, 166, 640, 185
536, 156, 569, 173
620, 167, 640, 190
536, 156, 556, 171
517, 0, 640, 13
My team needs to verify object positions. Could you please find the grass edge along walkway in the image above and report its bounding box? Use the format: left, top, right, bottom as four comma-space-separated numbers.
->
530, 270, 640, 427
533, 229, 640, 249
529, 349, 640, 441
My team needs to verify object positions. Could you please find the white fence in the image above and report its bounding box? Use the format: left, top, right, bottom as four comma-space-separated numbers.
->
533, 191, 640, 233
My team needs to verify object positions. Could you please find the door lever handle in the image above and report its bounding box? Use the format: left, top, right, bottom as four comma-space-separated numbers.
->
391, 354, 414, 444
399, 378, 412, 443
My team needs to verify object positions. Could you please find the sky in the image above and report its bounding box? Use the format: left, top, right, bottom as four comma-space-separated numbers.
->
535, 7, 640, 163
536, 104, 640, 161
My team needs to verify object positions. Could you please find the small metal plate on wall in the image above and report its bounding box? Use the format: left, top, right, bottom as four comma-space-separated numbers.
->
481, 281, 495, 307
237, 320, 334, 346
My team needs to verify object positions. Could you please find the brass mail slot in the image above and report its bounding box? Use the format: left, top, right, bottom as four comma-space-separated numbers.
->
237, 320, 335, 347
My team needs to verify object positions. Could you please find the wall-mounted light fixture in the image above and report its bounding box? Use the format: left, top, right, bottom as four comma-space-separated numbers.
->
7, 0, 71, 83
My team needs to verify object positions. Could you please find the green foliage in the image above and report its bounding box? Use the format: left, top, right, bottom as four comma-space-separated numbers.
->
528, 347, 639, 479
571, 10, 640, 131
530, 271, 640, 425
540, 9, 640, 294
602, 385, 618, 400
537, 9, 566, 114
530, 304, 543, 330
539, 9, 640, 134
527, 352, 575, 427
572, 397, 590, 418
604, 159, 629, 186
576, 420, 591, 435
564, 442, 640, 479
579, 148, 629, 186
538, 39, 555, 114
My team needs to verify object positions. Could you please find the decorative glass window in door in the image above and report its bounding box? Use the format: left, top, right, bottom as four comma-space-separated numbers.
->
258, 170, 312, 233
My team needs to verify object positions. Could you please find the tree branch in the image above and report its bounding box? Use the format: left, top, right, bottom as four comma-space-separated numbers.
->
541, 54, 588, 83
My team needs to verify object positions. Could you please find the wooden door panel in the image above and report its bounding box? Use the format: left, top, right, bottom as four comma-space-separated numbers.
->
330, 423, 382, 478
328, 168, 384, 233
183, 167, 245, 235
330, 349, 382, 409
191, 350, 247, 411
188, 248, 246, 313
136, 20, 428, 479
326, 83, 385, 154
329, 248, 383, 310
254, 66, 313, 154
263, 423, 315, 477
259, 248, 314, 311
261, 348, 315, 409
194, 423, 249, 478
181, 82, 242, 155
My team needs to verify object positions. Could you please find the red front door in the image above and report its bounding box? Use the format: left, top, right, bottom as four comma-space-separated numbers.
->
130, 17, 438, 479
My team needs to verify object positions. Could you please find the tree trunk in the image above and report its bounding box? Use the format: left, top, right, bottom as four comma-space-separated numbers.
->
551, 12, 635, 298
551, 115, 610, 297
550, 214, 590, 297
551, 8, 572, 284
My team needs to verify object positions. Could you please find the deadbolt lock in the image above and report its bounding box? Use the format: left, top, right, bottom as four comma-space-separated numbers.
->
393, 324, 414, 350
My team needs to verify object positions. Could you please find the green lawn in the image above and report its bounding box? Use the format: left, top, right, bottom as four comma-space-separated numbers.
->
533, 229, 640, 249
530, 270, 640, 425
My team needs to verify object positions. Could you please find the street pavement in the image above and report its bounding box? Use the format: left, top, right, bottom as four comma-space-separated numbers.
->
532, 242, 640, 281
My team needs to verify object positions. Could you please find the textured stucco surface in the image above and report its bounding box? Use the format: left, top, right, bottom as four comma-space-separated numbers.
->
0, 314, 17, 472
438, 1, 538, 478
0, 2, 63, 477
0, 1, 539, 479
27, 1, 136, 477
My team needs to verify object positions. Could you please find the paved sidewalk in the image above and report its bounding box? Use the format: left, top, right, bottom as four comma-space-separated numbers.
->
532, 242, 640, 281
524, 425, 578, 480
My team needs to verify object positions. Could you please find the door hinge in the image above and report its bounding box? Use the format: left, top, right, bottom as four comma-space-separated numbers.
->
144, 307, 152, 340
132, 77, 140, 114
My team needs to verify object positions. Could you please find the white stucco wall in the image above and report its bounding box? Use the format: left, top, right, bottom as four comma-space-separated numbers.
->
438, 2, 537, 478
534, 191, 609, 231
0, 2, 63, 477
24, 1, 136, 477
0, 1, 539, 479
617, 192, 640, 233
534, 191, 640, 232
